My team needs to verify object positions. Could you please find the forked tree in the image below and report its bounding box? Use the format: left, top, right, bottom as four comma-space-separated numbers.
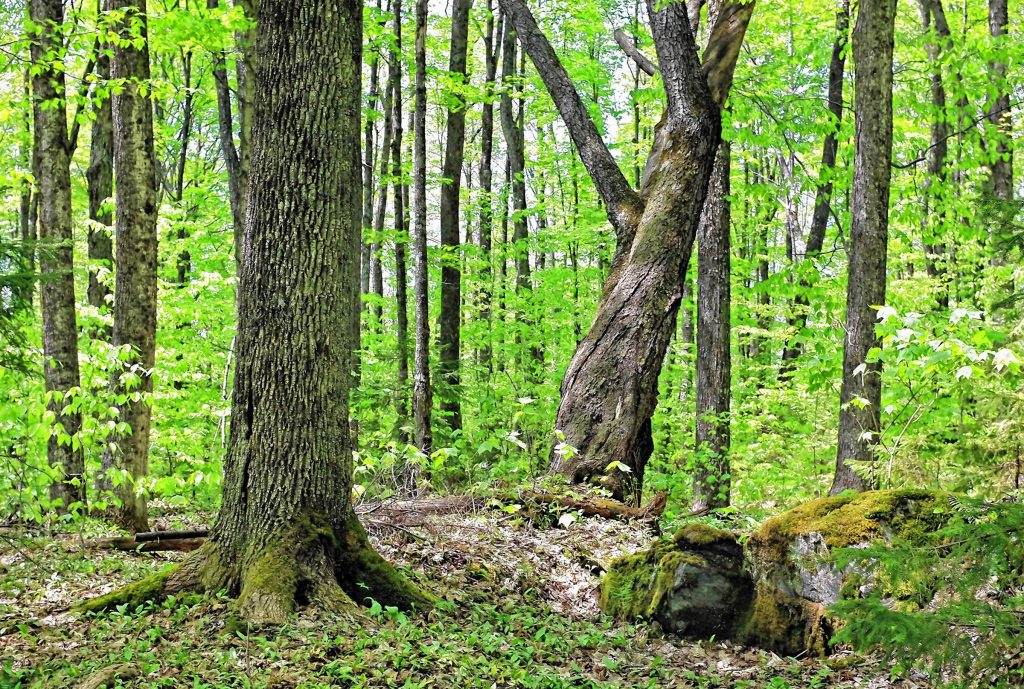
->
498, 0, 754, 502
83, 0, 432, 623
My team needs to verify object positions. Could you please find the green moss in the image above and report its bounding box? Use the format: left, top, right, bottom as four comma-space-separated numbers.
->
336, 511, 436, 612
672, 523, 737, 548
736, 582, 829, 657
75, 567, 175, 614
749, 489, 949, 569
598, 539, 706, 621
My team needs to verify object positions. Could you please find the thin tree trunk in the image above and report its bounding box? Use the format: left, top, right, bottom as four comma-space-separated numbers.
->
500, 18, 538, 371
694, 138, 732, 510
207, 0, 245, 258
362, 5, 381, 303
832, 0, 895, 495
477, 2, 501, 371
86, 49, 114, 319
370, 73, 396, 324
392, 0, 409, 441
780, 0, 848, 368
986, 0, 1012, 204
412, 0, 432, 454
30, 0, 85, 510
102, 0, 160, 532
438, 0, 473, 432
174, 50, 194, 284
919, 0, 950, 308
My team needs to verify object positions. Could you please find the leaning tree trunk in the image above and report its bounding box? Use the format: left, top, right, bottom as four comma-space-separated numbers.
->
438, 0, 472, 433
831, 0, 895, 495
30, 0, 85, 510
162, 0, 432, 624
500, 0, 753, 503
102, 0, 160, 532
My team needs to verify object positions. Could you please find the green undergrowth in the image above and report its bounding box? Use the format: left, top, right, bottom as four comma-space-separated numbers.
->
2, 519, 908, 689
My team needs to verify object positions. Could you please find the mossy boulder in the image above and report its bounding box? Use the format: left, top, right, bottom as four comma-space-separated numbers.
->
737, 489, 951, 656
599, 524, 752, 638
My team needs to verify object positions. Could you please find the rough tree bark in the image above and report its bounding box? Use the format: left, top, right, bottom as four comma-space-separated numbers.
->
694, 139, 732, 510
86, 48, 114, 320
499, 0, 754, 502
412, 0, 433, 454
780, 0, 849, 369
438, 0, 473, 432
693, 0, 735, 510
831, 0, 895, 495
102, 0, 160, 532
82, 0, 434, 624
30, 0, 85, 509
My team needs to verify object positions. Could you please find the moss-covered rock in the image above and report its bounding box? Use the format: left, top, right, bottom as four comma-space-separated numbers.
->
738, 489, 951, 656
600, 524, 752, 638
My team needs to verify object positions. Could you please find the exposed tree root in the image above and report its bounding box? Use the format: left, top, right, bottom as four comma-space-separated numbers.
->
76, 512, 435, 625
74, 568, 177, 614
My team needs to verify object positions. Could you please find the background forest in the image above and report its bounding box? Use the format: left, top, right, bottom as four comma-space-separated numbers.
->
2, 0, 1021, 522
0, 0, 1023, 685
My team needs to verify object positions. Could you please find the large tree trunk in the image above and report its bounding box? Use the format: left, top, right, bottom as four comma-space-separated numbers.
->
102, 0, 160, 532
500, 0, 753, 503
438, 0, 472, 432
412, 0, 433, 455
779, 0, 848, 369
30, 0, 85, 510
831, 0, 895, 495
86, 50, 114, 320
694, 140, 732, 510
166, 0, 431, 624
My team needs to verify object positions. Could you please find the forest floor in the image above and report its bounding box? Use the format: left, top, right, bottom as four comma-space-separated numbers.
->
1, 498, 932, 689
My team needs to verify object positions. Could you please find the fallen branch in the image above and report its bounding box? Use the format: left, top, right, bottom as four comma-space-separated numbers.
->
92, 529, 209, 552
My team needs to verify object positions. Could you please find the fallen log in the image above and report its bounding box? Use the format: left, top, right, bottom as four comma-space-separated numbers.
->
517, 489, 667, 521
93, 529, 209, 552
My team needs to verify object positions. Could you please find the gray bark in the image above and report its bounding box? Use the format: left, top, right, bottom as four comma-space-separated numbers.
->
103, 0, 160, 531
182, 0, 430, 622
412, 0, 432, 454
438, 0, 473, 432
832, 0, 895, 495
500, 0, 753, 502
30, 0, 85, 510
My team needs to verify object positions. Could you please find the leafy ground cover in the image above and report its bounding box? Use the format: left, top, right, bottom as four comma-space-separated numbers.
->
1, 501, 930, 689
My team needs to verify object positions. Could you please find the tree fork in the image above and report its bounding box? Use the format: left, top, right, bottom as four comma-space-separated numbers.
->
500, 0, 753, 502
